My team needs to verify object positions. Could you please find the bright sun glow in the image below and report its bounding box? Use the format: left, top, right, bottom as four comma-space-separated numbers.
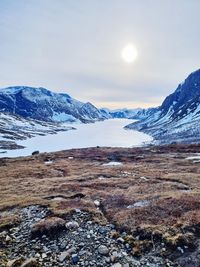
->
121, 44, 138, 63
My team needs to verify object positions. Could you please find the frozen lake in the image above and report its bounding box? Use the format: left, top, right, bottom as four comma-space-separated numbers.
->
1, 119, 153, 157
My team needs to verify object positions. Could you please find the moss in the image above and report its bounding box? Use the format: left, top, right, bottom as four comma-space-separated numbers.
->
132, 240, 153, 257
31, 216, 66, 236
164, 232, 196, 250
124, 235, 135, 246
109, 231, 120, 239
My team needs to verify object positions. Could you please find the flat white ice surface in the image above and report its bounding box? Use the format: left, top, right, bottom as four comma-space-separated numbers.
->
1, 119, 153, 158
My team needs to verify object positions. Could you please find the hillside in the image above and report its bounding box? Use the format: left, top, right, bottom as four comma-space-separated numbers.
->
0, 113, 74, 152
0, 86, 108, 123
126, 69, 200, 144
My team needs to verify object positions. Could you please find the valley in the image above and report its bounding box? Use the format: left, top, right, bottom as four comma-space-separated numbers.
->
0, 119, 152, 158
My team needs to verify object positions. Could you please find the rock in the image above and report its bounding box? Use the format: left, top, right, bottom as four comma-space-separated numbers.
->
98, 245, 109, 255
31, 217, 65, 236
21, 258, 41, 267
65, 221, 79, 230
59, 251, 69, 262
71, 254, 79, 264
41, 253, 47, 259
59, 248, 76, 262
5, 235, 12, 242
117, 237, 125, 244
111, 251, 119, 262
99, 227, 108, 235
32, 151, 39, 156
94, 200, 100, 207
0, 230, 7, 238
111, 263, 122, 267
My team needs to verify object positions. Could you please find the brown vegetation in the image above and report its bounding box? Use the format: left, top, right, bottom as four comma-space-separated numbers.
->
0, 144, 200, 245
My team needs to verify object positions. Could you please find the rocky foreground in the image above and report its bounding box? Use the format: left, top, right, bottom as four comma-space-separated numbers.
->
1, 205, 174, 267
0, 145, 200, 266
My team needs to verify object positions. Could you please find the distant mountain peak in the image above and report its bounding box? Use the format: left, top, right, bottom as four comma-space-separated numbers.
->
0, 86, 108, 123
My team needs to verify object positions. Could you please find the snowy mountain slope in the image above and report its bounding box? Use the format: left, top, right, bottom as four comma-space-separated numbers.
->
109, 108, 142, 119
0, 86, 108, 123
126, 69, 200, 144
0, 112, 74, 151
100, 107, 156, 120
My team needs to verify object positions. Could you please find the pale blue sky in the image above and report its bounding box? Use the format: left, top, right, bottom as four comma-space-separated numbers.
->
0, 0, 200, 108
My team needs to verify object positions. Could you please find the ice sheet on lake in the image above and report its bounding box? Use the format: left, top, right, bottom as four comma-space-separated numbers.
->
0, 119, 153, 158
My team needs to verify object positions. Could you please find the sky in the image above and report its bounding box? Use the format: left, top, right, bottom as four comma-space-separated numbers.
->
0, 0, 200, 109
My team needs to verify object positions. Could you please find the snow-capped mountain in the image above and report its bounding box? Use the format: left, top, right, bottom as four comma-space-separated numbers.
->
126, 69, 200, 144
0, 86, 108, 123
100, 107, 154, 119
109, 108, 142, 119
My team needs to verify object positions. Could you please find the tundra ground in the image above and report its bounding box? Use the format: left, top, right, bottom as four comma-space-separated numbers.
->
0, 145, 200, 266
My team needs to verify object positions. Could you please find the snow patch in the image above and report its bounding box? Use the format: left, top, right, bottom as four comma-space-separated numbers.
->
102, 161, 123, 166
127, 200, 150, 209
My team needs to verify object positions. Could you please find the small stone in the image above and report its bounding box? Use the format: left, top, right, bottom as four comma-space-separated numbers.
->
5, 235, 12, 242
111, 251, 119, 262
59, 251, 69, 262
78, 242, 85, 247
98, 245, 109, 255
177, 246, 184, 254
105, 257, 111, 263
111, 263, 122, 267
71, 254, 79, 264
99, 227, 108, 235
75, 208, 81, 213
65, 221, 79, 230
0, 230, 7, 237
59, 248, 76, 262
117, 237, 125, 243
32, 150, 40, 156
41, 253, 47, 259
94, 200, 100, 206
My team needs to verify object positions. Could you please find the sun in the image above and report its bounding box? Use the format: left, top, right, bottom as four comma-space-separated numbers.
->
121, 44, 138, 63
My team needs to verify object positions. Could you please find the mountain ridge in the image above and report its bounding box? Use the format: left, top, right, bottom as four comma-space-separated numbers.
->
0, 86, 108, 123
126, 68, 200, 144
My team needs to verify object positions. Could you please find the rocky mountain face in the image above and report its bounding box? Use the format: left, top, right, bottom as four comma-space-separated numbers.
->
126, 69, 200, 144
0, 86, 107, 123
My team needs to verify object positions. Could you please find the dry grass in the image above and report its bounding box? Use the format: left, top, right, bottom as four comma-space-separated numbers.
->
0, 144, 200, 238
